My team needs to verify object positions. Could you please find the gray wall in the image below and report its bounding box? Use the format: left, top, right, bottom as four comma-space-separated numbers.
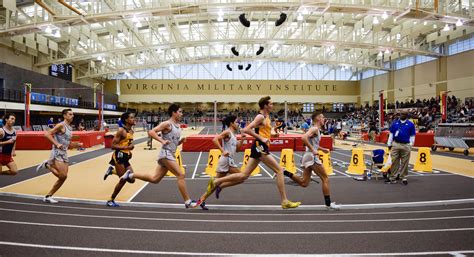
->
0, 63, 118, 105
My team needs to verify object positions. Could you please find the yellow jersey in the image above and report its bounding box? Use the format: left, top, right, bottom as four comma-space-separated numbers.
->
255, 114, 272, 140
117, 127, 134, 154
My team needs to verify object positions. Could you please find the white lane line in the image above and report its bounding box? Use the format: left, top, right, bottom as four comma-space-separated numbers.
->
1, 207, 473, 223
1, 136, 151, 190
127, 182, 149, 203
332, 150, 473, 178
0, 199, 473, 217
191, 152, 203, 179
258, 165, 274, 178
332, 169, 353, 178
0, 173, 51, 190
269, 152, 306, 176
1, 192, 473, 211
0, 241, 472, 256
0, 220, 473, 235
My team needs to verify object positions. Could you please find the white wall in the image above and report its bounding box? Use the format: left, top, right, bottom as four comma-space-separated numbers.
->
414, 61, 437, 99
360, 78, 372, 104
0, 46, 34, 71
373, 73, 389, 95
394, 67, 413, 101
447, 50, 474, 99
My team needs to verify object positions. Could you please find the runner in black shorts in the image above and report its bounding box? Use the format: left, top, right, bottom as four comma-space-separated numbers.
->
205, 96, 301, 209
104, 112, 136, 207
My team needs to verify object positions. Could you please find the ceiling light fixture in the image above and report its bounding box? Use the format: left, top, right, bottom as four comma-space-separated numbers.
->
297, 13, 303, 21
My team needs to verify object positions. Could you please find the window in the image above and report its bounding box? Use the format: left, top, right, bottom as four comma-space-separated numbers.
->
395, 56, 415, 70
448, 36, 474, 55
415, 55, 437, 64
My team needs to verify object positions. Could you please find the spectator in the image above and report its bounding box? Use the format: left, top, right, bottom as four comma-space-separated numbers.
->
47, 117, 54, 129
78, 119, 85, 131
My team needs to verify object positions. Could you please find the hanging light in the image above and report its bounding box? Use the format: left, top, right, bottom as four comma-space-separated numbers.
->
45, 27, 52, 34
378, 51, 383, 57
382, 12, 388, 20
373, 17, 379, 25
433, 24, 438, 29
456, 19, 463, 26
423, 21, 428, 26
297, 13, 303, 21
217, 10, 224, 22
384, 49, 390, 54
301, 7, 309, 15
443, 24, 450, 31
53, 30, 61, 38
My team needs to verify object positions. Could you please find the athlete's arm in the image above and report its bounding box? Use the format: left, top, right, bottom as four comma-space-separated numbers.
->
212, 130, 230, 154
45, 123, 64, 149
148, 121, 171, 145
0, 129, 13, 145
236, 133, 246, 151
111, 128, 130, 150
311, 127, 329, 153
12, 139, 16, 157
301, 127, 318, 154
242, 115, 265, 143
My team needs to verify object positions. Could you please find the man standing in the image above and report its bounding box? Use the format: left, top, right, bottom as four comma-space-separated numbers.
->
386, 110, 416, 185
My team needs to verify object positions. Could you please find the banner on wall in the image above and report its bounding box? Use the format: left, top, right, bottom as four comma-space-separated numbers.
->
107, 79, 360, 96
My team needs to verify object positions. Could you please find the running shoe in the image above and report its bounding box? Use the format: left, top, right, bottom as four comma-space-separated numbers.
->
185, 200, 199, 209
385, 178, 397, 184
43, 196, 58, 204
206, 176, 215, 196
103, 165, 114, 181
326, 202, 341, 211
281, 200, 301, 209
402, 178, 408, 185
120, 170, 133, 182
196, 199, 209, 210
106, 200, 120, 207
36, 160, 48, 173
215, 186, 222, 199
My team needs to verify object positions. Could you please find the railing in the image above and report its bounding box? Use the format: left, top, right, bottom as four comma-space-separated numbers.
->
0, 88, 124, 112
